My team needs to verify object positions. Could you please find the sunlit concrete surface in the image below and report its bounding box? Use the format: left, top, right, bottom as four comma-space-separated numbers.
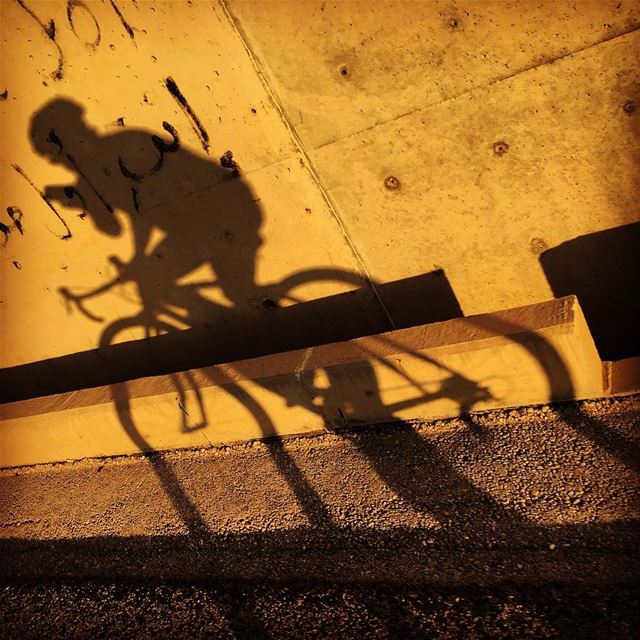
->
605, 357, 640, 396
1, 0, 639, 369
228, 1, 640, 318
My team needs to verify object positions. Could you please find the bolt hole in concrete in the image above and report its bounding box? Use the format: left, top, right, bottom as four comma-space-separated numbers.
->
384, 176, 400, 190
493, 140, 509, 156
530, 237, 549, 255
339, 65, 348, 77
623, 100, 636, 115
219, 150, 238, 171
449, 18, 460, 29
260, 297, 278, 312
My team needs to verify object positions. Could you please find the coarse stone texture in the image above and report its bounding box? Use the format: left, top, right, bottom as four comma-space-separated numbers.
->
1, 395, 638, 637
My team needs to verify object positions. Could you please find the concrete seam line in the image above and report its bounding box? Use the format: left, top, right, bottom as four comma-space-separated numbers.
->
217, 0, 397, 331
312, 25, 640, 152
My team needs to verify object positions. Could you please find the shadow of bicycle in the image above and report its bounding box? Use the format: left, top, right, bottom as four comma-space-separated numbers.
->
19, 96, 638, 544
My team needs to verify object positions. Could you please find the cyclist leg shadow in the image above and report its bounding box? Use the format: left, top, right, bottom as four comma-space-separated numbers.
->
110, 381, 210, 537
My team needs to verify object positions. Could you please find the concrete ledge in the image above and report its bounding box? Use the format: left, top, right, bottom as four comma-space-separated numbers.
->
0, 296, 604, 467
603, 357, 640, 396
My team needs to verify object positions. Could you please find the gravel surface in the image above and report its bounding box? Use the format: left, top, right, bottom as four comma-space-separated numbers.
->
1, 395, 639, 638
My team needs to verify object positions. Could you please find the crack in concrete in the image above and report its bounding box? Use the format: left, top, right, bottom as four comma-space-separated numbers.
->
294, 347, 314, 384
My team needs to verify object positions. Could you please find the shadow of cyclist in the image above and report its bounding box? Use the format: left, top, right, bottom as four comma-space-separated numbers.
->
30, 98, 374, 531
27, 97, 519, 535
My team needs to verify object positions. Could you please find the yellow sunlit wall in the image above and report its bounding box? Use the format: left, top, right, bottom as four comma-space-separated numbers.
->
1, 0, 638, 370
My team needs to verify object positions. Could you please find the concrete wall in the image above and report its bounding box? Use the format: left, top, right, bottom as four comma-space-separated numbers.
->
1, 1, 638, 373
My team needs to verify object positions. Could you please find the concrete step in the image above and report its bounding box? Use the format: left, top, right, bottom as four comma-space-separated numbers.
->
2, 295, 625, 468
